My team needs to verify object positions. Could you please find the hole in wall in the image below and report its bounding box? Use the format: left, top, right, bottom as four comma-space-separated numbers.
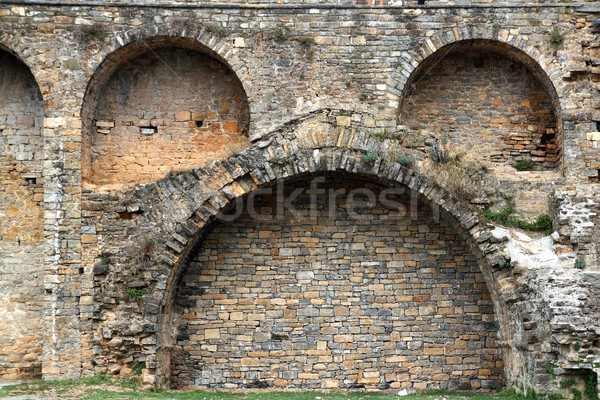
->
139, 126, 158, 135
595, 121, 600, 131
195, 120, 204, 128
25, 177, 37, 185
79, 267, 84, 274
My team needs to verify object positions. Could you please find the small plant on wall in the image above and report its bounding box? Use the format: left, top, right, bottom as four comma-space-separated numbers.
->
361, 150, 378, 166
548, 27, 565, 47
513, 158, 535, 171
74, 23, 108, 45
125, 288, 147, 302
398, 154, 415, 167
429, 136, 449, 163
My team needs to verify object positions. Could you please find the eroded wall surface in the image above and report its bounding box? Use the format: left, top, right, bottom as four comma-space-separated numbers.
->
0, 0, 597, 395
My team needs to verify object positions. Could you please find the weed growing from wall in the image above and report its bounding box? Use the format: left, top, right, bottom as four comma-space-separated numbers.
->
74, 23, 107, 45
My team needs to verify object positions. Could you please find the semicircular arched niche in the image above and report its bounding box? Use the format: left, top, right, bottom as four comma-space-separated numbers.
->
169, 174, 504, 391
0, 48, 45, 380
82, 38, 250, 186
398, 40, 562, 171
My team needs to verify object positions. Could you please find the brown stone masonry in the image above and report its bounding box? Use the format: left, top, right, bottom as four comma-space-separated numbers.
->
91, 47, 250, 185
171, 177, 502, 391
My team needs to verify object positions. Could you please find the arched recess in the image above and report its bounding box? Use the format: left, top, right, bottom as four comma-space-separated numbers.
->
117, 111, 522, 390
0, 46, 45, 380
169, 173, 504, 390
147, 145, 518, 390
81, 36, 251, 186
391, 31, 564, 171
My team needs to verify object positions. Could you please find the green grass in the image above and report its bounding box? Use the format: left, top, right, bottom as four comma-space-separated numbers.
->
0, 380, 526, 400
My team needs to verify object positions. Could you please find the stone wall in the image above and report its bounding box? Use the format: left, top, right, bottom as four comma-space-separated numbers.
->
171, 177, 502, 390
0, 50, 44, 380
90, 47, 250, 185
0, 0, 598, 396
400, 47, 559, 169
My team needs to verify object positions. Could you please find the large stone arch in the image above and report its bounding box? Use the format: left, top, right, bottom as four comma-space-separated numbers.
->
109, 111, 515, 387
80, 31, 253, 185
89, 110, 600, 394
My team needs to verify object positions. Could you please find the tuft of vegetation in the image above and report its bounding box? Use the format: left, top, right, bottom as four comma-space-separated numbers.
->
132, 361, 145, 376
268, 156, 284, 165
296, 36, 314, 49
498, 257, 511, 269
575, 259, 587, 270
371, 129, 392, 141
549, 27, 565, 46
359, 92, 372, 102
361, 150, 378, 166
560, 379, 575, 389
124, 288, 148, 302
295, 36, 315, 59
526, 388, 538, 400
484, 195, 553, 235
429, 136, 449, 164
273, 25, 289, 42
514, 158, 535, 171
398, 154, 415, 167
544, 363, 556, 376
585, 372, 599, 400
573, 342, 582, 352
205, 23, 228, 38
99, 252, 110, 265
572, 388, 583, 400
513, 214, 553, 234
74, 23, 107, 45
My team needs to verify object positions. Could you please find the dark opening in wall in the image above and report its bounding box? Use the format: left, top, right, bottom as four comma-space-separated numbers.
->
140, 126, 158, 135
195, 120, 204, 128
595, 121, 600, 131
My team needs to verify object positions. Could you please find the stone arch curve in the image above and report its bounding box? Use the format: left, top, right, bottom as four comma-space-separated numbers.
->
390, 30, 564, 172
80, 29, 253, 184
0, 40, 46, 102
388, 27, 565, 110
117, 111, 518, 387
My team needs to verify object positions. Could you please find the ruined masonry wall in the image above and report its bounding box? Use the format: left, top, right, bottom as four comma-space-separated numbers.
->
0, 0, 596, 392
171, 178, 503, 391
